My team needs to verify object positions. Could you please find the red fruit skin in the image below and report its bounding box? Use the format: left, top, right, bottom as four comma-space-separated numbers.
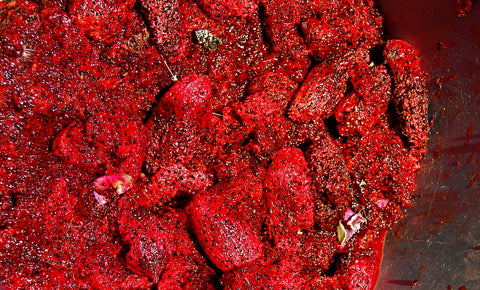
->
187, 191, 263, 272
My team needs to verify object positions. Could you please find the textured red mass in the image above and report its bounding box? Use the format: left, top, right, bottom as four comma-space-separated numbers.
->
261, 0, 311, 81
69, 0, 136, 44
302, 0, 383, 60
233, 71, 299, 164
161, 74, 213, 124
342, 120, 418, 207
264, 147, 315, 251
118, 207, 215, 288
307, 132, 355, 207
139, 0, 188, 61
335, 64, 392, 136
0, 0, 429, 289
187, 189, 263, 271
221, 259, 308, 289
53, 109, 146, 178
383, 39, 429, 158
288, 56, 350, 123
455, 0, 474, 17
198, 0, 257, 19
143, 74, 215, 176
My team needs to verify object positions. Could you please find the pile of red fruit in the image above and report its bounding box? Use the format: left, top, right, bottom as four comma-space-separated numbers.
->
0, 0, 428, 289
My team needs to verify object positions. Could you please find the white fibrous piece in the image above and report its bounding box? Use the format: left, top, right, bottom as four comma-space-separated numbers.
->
344, 208, 356, 220
346, 212, 367, 232
93, 191, 107, 205
337, 208, 367, 248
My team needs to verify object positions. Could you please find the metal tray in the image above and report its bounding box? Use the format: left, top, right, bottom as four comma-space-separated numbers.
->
375, 1, 480, 289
